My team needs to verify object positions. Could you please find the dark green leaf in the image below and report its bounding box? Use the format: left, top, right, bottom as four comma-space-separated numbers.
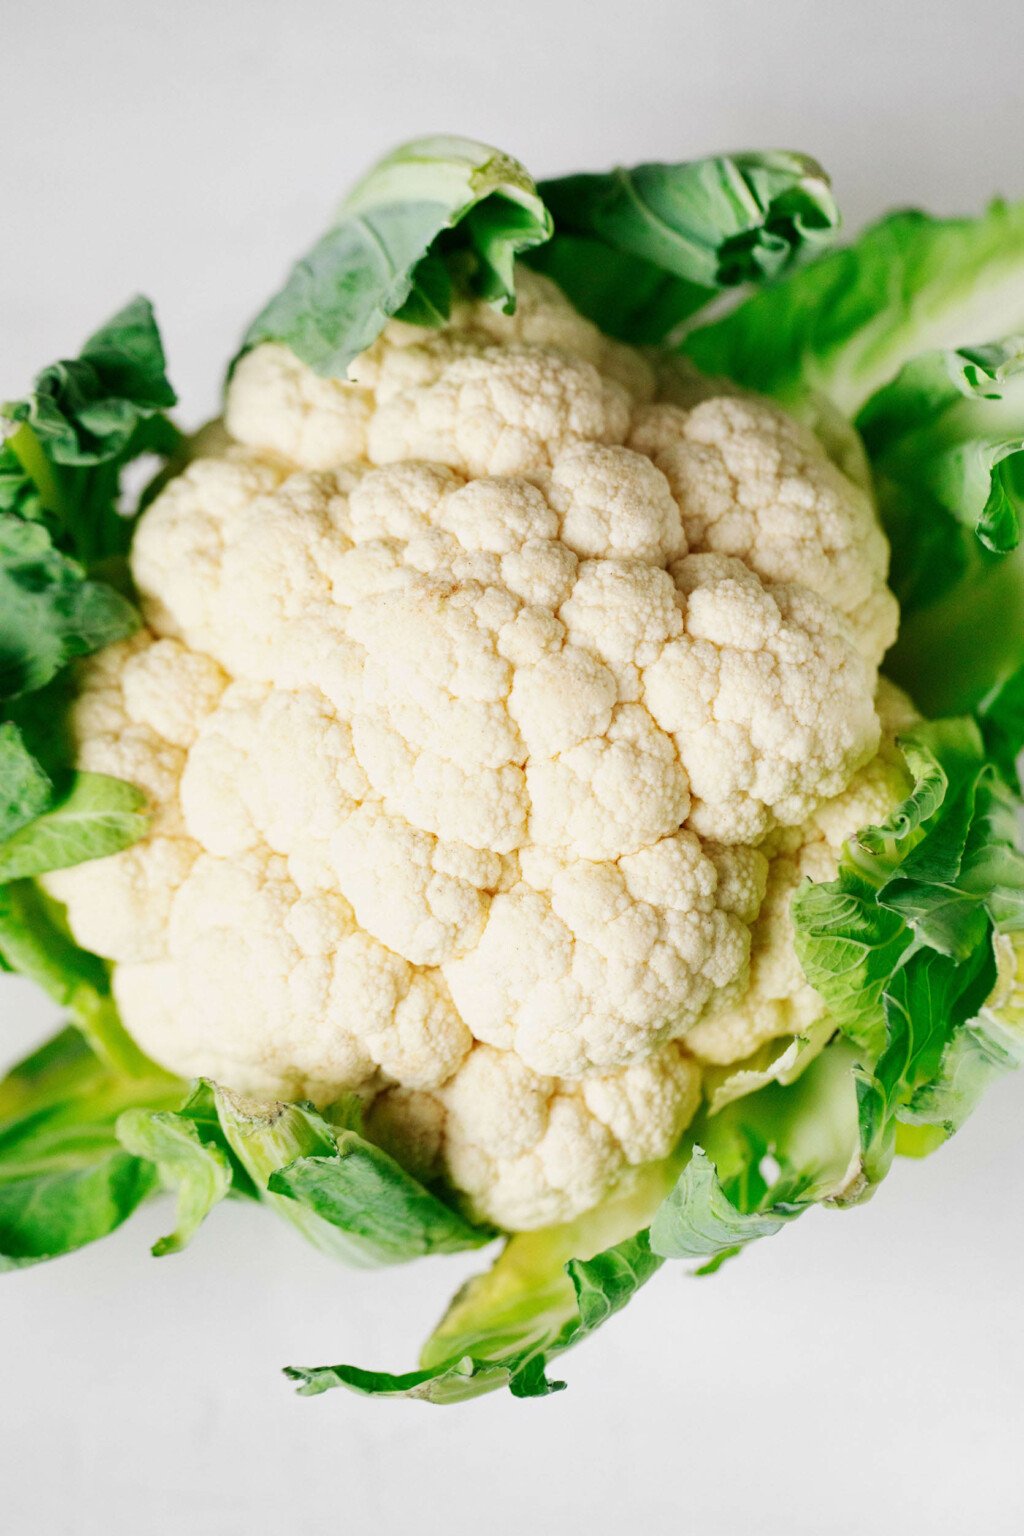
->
0, 721, 52, 841
530, 151, 839, 343
977, 664, 1024, 788
0, 1024, 185, 1271
5, 298, 175, 468
0, 510, 139, 698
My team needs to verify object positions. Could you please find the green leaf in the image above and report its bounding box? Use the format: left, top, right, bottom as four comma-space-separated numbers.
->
858, 339, 1024, 558
240, 136, 552, 379
701, 1016, 835, 1114
649, 1147, 801, 1261
0, 721, 52, 841
0, 510, 139, 698
285, 1160, 676, 1403
793, 716, 1024, 1186
853, 339, 1024, 727
793, 719, 1023, 1050
5, 297, 175, 467
2, 297, 180, 566
791, 873, 910, 1056
976, 664, 1024, 788
0, 1025, 184, 1271
855, 941, 997, 1183
685, 199, 1024, 415
0, 771, 148, 882
529, 151, 839, 343
268, 1140, 492, 1263
117, 1091, 233, 1256
211, 1087, 488, 1266
0, 1152, 157, 1271
903, 933, 1024, 1136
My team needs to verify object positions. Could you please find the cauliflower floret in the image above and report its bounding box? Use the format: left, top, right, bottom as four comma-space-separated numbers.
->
631, 394, 899, 666
444, 832, 761, 1076
49, 271, 905, 1229
114, 850, 471, 1101
369, 1040, 701, 1230
643, 553, 880, 843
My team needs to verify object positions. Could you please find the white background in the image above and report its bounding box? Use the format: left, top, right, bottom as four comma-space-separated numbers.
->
3, 3, 1023, 1531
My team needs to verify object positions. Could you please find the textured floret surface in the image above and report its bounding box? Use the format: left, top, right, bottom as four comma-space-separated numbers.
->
45, 272, 903, 1229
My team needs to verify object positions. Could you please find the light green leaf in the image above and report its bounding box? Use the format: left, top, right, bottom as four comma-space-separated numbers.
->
855, 339, 1024, 727
685, 199, 1024, 415
0, 771, 148, 882
858, 338, 1024, 558
117, 1089, 234, 1256
240, 136, 552, 379
285, 1161, 674, 1403
649, 1147, 801, 1261
702, 1015, 835, 1115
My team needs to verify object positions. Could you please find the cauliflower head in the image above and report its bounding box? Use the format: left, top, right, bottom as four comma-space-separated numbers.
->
44, 269, 903, 1230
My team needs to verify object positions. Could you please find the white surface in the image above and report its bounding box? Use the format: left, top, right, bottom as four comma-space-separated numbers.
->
2, 3, 1023, 1531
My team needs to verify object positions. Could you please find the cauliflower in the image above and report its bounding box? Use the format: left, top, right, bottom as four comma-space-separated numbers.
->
41, 270, 901, 1229
7, 137, 1023, 1407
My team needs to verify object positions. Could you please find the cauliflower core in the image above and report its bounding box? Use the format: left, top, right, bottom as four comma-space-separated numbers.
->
45, 271, 902, 1230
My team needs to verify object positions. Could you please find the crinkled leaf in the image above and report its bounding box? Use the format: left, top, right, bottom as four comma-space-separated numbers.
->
240, 136, 552, 379
854, 339, 1024, 727
0, 510, 139, 698
903, 933, 1024, 1136
286, 1163, 673, 1403
117, 1088, 234, 1256
858, 338, 1024, 562
791, 874, 910, 1056
529, 151, 839, 343
855, 941, 998, 1184
793, 719, 1023, 1050
2, 298, 180, 567
649, 1147, 802, 1261
5, 297, 175, 467
685, 199, 1024, 415
0, 770, 148, 883
794, 717, 1024, 1185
